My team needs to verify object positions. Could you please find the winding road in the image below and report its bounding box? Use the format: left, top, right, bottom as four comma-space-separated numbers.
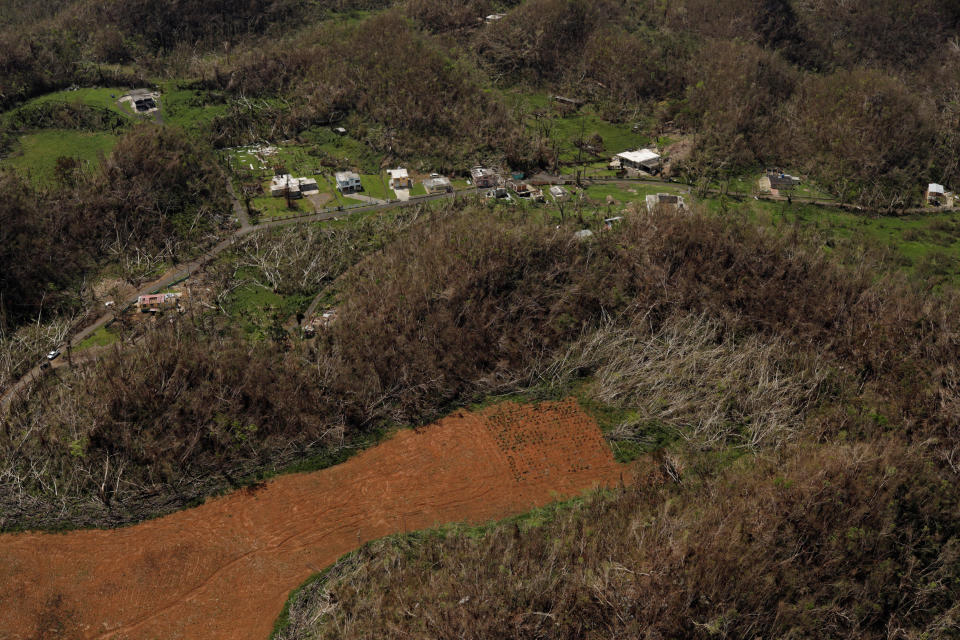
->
0, 183, 479, 413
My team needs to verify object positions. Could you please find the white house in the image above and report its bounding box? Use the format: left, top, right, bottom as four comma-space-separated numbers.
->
335, 171, 362, 194
645, 193, 686, 212
549, 185, 569, 201
388, 168, 412, 190
616, 149, 661, 174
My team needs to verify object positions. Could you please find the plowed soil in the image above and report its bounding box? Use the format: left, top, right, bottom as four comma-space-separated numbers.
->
0, 400, 625, 640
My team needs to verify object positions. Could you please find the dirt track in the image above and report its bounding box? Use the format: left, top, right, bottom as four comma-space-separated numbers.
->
0, 400, 625, 640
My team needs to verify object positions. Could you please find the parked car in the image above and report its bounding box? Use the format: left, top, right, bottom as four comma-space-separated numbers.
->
46, 349, 61, 361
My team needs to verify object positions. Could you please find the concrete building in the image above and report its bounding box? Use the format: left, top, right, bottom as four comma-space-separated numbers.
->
645, 193, 686, 213
470, 166, 499, 188
335, 171, 362, 194
424, 176, 453, 194
549, 185, 570, 201
615, 149, 661, 174
270, 175, 319, 198
388, 168, 412, 190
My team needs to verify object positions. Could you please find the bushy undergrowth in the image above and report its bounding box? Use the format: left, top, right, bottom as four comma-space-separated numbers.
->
5, 204, 960, 529
0, 124, 230, 330
278, 440, 960, 639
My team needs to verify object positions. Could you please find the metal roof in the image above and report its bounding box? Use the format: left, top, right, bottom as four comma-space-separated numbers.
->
616, 149, 660, 164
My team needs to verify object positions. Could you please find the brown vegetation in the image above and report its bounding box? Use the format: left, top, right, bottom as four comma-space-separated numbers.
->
280, 440, 960, 639
6, 203, 960, 529
0, 125, 230, 330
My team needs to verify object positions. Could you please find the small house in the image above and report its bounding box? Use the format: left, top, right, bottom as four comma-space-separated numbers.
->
388, 168, 412, 190
297, 177, 319, 195
616, 149, 661, 175
928, 183, 947, 205
471, 166, 499, 188
335, 171, 362, 194
550, 185, 570, 201
645, 193, 686, 213
424, 176, 453, 194
485, 13, 506, 23
137, 293, 181, 313
759, 171, 800, 195
334, 127, 347, 136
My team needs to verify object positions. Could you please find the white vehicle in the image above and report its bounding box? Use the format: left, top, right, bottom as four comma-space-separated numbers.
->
46, 349, 61, 360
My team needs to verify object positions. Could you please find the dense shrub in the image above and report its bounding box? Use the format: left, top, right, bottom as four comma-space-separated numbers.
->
0, 125, 230, 329
279, 441, 960, 639
7, 205, 960, 528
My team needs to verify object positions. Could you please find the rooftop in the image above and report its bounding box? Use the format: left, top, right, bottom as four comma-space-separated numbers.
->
616, 149, 660, 164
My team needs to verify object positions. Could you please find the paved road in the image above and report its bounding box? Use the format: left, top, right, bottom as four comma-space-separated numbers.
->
0, 188, 479, 413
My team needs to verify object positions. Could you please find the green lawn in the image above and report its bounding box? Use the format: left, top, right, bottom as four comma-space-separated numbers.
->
706, 196, 960, 285
409, 181, 427, 196
10, 87, 132, 120
224, 268, 313, 338
3, 130, 118, 185
76, 325, 120, 351
251, 195, 312, 217
360, 174, 395, 200
584, 183, 686, 206
158, 82, 228, 131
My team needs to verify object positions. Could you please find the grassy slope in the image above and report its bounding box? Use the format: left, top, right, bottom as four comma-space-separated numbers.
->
4, 130, 118, 184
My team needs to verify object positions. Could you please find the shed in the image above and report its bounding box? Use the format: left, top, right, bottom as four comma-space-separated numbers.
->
928, 183, 947, 204
550, 185, 570, 201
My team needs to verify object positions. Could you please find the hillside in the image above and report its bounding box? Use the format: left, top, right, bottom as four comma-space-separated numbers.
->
2, 0, 960, 638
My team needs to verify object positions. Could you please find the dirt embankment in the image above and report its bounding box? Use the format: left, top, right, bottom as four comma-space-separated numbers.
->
0, 400, 626, 640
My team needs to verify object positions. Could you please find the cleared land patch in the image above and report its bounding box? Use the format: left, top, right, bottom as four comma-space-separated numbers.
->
0, 399, 624, 640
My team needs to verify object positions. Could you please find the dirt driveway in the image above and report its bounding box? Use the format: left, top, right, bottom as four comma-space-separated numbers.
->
0, 400, 625, 640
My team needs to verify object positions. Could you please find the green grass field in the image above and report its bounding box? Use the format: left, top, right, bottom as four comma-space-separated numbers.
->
360, 174, 395, 200
76, 325, 120, 351
224, 269, 313, 338
3, 130, 118, 184
251, 195, 311, 217
584, 182, 687, 205
158, 82, 228, 131
704, 196, 960, 285
9, 87, 132, 120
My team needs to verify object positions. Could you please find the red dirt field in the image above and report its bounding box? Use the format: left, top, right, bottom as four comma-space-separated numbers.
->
0, 400, 626, 640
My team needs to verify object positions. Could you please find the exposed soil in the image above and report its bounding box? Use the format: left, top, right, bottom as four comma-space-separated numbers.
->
0, 400, 625, 640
